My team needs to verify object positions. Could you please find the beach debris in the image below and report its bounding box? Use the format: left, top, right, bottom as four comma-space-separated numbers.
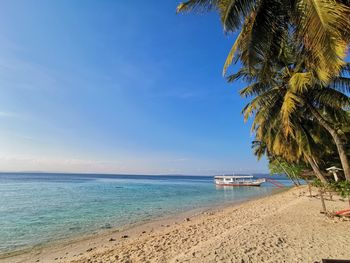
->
121, 235, 129, 238
86, 248, 94, 252
185, 217, 190, 221
109, 238, 116, 242
142, 231, 146, 233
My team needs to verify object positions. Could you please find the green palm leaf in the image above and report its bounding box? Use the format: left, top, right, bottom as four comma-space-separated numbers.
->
294, 0, 350, 82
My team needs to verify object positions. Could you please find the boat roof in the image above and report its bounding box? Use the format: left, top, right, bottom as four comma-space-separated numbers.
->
214, 175, 254, 179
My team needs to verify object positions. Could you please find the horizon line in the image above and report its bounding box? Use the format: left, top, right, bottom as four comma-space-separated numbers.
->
0, 171, 270, 176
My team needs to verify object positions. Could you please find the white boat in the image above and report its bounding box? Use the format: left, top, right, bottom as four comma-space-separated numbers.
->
214, 175, 266, 187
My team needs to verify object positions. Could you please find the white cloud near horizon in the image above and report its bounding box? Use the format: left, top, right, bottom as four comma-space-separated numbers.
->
0, 154, 267, 175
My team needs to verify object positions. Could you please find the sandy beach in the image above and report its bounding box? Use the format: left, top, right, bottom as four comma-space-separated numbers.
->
2, 186, 350, 263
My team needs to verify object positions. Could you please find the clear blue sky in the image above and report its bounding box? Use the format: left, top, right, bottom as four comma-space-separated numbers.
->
0, 0, 268, 174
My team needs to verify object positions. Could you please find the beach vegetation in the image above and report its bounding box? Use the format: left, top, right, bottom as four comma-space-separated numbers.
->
268, 158, 304, 186
329, 180, 350, 206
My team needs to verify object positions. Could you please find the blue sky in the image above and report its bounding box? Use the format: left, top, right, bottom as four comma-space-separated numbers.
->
0, 0, 268, 174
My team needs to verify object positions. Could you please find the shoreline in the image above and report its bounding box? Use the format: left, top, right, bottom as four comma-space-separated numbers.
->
0, 187, 286, 263
3, 186, 350, 262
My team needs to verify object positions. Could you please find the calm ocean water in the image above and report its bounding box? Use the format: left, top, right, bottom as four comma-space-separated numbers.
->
0, 173, 292, 254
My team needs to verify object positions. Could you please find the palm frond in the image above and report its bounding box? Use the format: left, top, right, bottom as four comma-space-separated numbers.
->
176, 0, 219, 13
294, 0, 350, 82
223, 13, 256, 75
339, 63, 350, 76
239, 82, 269, 98
220, 0, 256, 32
288, 72, 313, 92
248, 0, 288, 63
223, 31, 243, 76
314, 88, 350, 109
226, 67, 256, 82
281, 90, 302, 134
329, 76, 350, 93
242, 88, 280, 121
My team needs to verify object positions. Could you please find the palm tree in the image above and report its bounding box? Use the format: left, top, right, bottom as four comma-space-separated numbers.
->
177, 0, 350, 84
235, 53, 350, 180
177, 0, 350, 179
249, 98, 330, 183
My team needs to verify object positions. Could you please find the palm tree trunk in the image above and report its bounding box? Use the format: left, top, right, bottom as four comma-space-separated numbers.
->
306, 155, 328, 184
308, 104, 350, 181
289, 176, 298, 186
291, 170, 301, 185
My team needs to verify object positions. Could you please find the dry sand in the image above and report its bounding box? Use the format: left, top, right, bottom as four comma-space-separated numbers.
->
2, 186, 350, 263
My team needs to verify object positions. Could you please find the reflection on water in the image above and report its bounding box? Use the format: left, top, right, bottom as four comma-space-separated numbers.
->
215, 185, 272, 201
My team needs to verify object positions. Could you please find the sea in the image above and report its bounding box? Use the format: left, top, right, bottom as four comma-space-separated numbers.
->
0, 173, 292, 254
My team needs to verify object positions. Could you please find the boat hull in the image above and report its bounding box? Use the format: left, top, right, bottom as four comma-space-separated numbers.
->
215, 182, 263, 187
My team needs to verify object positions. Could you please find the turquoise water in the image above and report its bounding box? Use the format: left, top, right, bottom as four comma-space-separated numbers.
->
0, 173, 291, 254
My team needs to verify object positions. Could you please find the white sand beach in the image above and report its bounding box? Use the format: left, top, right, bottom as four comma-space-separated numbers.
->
2, 186, 350, 263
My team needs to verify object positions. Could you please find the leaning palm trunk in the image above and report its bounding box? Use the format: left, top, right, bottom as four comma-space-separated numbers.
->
289, 175, 298, 186
307, 104, 350, 181
306, 155, 328, 184
290, 170, 301, 186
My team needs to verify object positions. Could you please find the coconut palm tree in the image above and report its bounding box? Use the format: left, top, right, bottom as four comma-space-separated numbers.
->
234, 51, 350, 180
249, 94, 331, 183
177, 0, 350, 84
177, 0, 350, 178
